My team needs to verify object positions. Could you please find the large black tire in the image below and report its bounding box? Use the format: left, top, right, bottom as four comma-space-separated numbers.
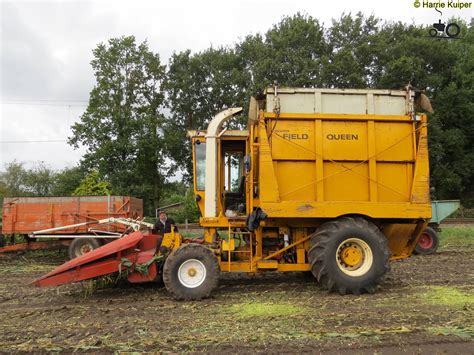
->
68, 238, 101, 259
446, 23, 460, 38
308, 217, 390, 295
0, 235, 5, 248
414, 226, 439, 255
163, 243, 220, 301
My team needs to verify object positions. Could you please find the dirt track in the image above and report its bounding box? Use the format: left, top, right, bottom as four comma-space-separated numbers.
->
0, 243, 473, 353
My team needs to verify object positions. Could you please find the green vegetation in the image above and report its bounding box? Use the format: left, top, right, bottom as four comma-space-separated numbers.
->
428, 326, 474, 338
72, 171, 111, 196
439, 225, 474, 249
0, 263, 56, 274
451, 206, 474, 218
417, 286, 474, 308
228, 302, 305, 318
69, 36, 166, 216
157, 182, 200, 223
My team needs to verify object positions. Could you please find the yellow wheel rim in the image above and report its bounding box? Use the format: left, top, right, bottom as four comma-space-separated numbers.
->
336, 238, 373, 277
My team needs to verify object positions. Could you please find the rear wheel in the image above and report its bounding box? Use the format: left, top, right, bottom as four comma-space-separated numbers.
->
446, 23, 460, 38
163, 243, 220, 300
414, 227, 439, 255
68, 238, 101, 259
308, 217, 390, 295
0, 235, 5, 248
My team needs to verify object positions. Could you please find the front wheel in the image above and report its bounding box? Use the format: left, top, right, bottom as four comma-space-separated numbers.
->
163, 243, 220, 300
308, 217, 390, 295
414, 227, 439, 255
429, 28, 438, 37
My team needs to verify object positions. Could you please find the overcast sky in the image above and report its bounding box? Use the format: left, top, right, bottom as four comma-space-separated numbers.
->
1, 0, 472, 172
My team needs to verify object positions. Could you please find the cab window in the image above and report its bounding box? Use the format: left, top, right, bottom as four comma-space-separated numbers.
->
195, 142, 206, 191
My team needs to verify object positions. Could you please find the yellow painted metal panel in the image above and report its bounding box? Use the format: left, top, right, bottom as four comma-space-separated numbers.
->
264, 112, 412, 122
257, 260, 279, 269
323, 162, 369, 201
276, 161, 316, 201
367, 120, 378, 201
222, 239, 235, 251
322, 121, 368, 160
259, 121, 281, 202
315, 120, 324, 201
376, 163, 413, 202
271, 120, 315, 160
218, 261, 311, 272
411, 119, 431, 204
374, 122, 414, 161
260, 201, 431, 219
382, 222, 428, 258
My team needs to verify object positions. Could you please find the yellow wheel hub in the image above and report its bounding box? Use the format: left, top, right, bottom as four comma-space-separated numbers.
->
187, 268, 197, 277
336, 238, 373, 277
341, 246, 362, 267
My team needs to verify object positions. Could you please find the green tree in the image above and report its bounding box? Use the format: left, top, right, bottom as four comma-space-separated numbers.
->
23, 162, 56, 196
163, 47, 248, 180
0, 161, 56, 197
73, 171, 111, 196
51, 166, 86, 196
0, 161, 27, 196
239, 13, 328, 89
426, 23, 474, 205
158, 182, 199, 223
323, 13, 381, 87
69, 36, 167, 215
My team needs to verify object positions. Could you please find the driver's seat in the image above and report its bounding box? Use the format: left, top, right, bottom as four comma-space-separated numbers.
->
224, 176, 246, 212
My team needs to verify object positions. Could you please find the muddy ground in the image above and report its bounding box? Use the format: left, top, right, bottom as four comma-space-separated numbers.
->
0, 228, 473, 353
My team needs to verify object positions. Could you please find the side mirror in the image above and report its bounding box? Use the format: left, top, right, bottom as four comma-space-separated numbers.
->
243, 155, 251, 174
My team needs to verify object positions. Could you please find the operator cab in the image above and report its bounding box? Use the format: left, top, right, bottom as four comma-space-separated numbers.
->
190, 128, 249, 219
221, 139, 247, 216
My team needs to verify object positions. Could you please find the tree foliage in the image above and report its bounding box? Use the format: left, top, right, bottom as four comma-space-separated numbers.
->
158, 182, 200, 223
51, 166, 86, 196
69, 36, 167, 214
72, 171, 111, 196
0, 162, 84, 204
0, 161, 56, 197
163, 48, 249, 180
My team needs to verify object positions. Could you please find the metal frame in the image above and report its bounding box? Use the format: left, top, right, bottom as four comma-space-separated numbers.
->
30, 217, 154, 239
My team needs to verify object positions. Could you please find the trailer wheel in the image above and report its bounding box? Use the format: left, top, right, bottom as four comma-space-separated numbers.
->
308, 217, 390, 295
68, 238, 101, 259
414, 227, 439, 255
163, 243, 220, 300
0, 235, 4, 248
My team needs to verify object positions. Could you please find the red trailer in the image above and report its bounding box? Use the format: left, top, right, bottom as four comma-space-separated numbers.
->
1, 196, 144, 258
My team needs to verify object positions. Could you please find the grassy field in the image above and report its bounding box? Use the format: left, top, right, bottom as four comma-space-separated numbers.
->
439, 225, 474, 249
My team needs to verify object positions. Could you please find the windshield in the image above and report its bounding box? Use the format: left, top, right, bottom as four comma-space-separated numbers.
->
195, 142, 206, 191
